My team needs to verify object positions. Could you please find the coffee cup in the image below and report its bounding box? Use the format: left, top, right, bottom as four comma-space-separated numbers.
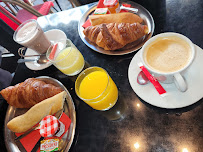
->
140, 32, 195, 92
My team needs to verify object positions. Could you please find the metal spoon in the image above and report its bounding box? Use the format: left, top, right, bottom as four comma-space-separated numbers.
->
37, 55, 49, 64
17, 56, 49, 64
17, 59, 36, 63
137, 71, 149, 85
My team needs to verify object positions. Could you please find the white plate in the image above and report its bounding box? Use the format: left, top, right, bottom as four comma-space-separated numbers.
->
128, 44, 203, 109
25, 29, 67, 70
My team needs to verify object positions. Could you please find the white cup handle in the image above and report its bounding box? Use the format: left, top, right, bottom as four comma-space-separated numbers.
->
173, 73, 187, 92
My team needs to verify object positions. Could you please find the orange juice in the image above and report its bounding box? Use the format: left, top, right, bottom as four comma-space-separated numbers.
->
76, 67, 118, 111
79, 71, 108, 99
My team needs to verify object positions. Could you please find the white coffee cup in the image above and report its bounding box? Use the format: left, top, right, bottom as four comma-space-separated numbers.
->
140, 32, 195, 92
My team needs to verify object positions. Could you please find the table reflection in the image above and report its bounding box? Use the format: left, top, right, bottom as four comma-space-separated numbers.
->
100, 92, 127, 120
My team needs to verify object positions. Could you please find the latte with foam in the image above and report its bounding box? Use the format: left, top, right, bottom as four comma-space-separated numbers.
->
144, 36, 192, 73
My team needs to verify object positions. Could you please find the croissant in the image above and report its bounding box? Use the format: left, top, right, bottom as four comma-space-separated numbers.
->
83, 23, 148, 50
0, 78, 63, 108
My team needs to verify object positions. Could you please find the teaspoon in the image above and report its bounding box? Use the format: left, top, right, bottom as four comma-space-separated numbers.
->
17, 56, 49, 64
37, 55, 49, 64
137, 71, 149, 85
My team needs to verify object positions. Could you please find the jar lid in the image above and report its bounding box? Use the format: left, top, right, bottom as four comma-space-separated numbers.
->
39, 115, 59, 137
103, 0, 118, 7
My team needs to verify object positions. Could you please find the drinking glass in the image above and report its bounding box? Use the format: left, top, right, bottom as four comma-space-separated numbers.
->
75, 67, 118, 111
13, 19, 51, 55
46, 39, 85, 76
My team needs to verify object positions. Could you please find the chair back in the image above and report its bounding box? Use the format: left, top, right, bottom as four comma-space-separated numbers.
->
0, 5, 21, 30
1, 0, 43, 17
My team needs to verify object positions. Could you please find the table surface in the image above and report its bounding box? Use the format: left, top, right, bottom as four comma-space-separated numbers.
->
1, 0, 203, 151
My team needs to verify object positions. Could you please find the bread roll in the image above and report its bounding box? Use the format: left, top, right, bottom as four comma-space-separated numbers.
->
7, 91, 66, 133
89, 12, 143, 26
0, 78, 63, 108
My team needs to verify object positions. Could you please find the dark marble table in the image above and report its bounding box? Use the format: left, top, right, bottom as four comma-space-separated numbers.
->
1, 0, 203, 151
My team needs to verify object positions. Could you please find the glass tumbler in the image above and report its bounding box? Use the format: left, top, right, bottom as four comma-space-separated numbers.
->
75, 67, 118, 111
46, 39, 85, 76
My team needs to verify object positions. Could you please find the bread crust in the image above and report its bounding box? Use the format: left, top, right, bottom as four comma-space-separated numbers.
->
89, 12, 143, 26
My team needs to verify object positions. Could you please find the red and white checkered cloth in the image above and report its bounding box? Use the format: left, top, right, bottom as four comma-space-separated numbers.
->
39, 115, 59, 137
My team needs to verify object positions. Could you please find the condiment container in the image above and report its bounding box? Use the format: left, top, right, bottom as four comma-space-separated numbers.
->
39, 115, 65, 137
94, 8, 109, 14
40, 139, 59, 152
103, 0, 120, 13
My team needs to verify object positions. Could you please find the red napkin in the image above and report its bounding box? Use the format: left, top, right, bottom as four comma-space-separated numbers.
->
15, 113, 71, 152
97, 0, 105, 8
82, 0, 105, 28
82, 0, 132, 28
82, 19, 92, 29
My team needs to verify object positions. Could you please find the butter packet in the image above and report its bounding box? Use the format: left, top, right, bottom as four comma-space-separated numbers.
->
40, 139, 59, 152
94, 8, 109, 15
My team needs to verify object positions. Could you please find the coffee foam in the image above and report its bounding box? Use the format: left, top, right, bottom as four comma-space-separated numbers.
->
144, 37, 191, 73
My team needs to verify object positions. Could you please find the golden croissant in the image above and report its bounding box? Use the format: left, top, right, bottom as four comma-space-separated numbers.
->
83, 23, 148, 50
0, 78, 63, 108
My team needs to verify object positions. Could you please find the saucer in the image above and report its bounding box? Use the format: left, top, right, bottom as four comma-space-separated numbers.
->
25, 29, 67, 70
128, 44, 203, 109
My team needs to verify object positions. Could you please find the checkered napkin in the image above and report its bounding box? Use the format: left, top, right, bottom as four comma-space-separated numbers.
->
39, 115, 59, 137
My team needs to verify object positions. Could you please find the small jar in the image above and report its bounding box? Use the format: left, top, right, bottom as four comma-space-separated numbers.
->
39, 115, 65, 137
103, 0, 120, 13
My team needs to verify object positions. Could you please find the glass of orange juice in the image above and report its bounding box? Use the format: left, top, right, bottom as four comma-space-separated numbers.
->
46, 39, 85, 76
75, 67, 118, 111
